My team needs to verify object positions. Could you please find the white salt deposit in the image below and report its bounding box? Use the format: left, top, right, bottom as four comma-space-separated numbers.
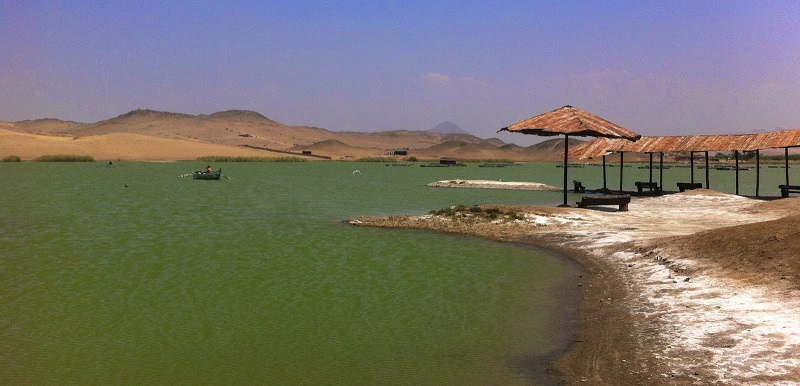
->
427, 179, 559, 191
527, 192, 800, 384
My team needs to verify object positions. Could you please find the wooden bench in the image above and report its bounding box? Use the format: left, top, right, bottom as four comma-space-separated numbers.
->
577, 194, 631, 212
573, 180, 586, 193
779, 184, 800, 198
677, 182, 703, 192
635, 181, 661, 193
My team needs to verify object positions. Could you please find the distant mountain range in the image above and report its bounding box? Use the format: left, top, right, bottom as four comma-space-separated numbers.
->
2, 108, 592, 161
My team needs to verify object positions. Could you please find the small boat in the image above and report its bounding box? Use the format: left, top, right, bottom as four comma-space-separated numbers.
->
193, 169, 222, 180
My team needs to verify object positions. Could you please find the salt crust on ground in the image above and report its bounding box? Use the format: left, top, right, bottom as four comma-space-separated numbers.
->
521, 192, 800, 384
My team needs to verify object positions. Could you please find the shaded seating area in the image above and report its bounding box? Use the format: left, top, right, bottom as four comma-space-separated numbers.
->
569, 129, 800, 198
499, 105, 800, 204
499, 106, 642, 207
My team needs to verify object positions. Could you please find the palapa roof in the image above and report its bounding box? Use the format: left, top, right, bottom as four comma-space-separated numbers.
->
569, 129, 800, 159
499, 105, 642, 141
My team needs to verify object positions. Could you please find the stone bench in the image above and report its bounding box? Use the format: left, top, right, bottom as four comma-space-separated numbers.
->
635, 181, 661, 193
677, 182, 703, 192
779, 184, 800, 198
577, 194, 631, 212
573, 180, 586, 193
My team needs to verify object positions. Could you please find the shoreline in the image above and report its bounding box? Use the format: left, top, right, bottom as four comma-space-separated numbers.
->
348, 191, 800, 384
350, 212, 662, 383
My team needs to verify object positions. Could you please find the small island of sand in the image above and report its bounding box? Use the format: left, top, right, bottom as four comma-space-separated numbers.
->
427, 179, 560, 191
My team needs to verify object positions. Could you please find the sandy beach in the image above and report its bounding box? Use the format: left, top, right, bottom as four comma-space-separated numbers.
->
349, 189, 800, 384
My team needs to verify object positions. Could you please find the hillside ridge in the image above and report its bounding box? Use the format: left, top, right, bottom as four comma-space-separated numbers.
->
3, 108, 587, 161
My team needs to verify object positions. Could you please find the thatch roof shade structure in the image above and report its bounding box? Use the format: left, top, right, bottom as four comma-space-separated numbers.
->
499, 105, 642, 206
499, 105, 643, 140
570, 129, 800, 159
569, 129, 800, 196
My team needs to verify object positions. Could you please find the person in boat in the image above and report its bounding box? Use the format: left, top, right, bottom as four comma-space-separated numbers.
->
206, 165, 213, 173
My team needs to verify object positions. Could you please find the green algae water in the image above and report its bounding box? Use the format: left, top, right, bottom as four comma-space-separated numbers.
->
2, 161, 793, 384
1, 162, 581, 385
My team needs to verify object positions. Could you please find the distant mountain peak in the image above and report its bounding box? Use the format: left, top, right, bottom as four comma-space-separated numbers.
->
430, 121, 469, 135
99, 109, 194, 124
206, 110, 274, 122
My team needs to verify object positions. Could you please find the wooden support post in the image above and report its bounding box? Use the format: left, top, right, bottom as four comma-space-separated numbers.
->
756, 149, 760, 197
705, 151, 710, 190
561, 135, 569, 207
735, 150, 740, 196
786, 147, 790, 187
619, 152, 625, 193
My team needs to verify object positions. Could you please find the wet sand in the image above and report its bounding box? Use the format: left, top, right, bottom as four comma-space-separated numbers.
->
349, 190, 800, 384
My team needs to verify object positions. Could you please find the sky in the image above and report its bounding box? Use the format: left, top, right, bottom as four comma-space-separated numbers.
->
2, 1, 799, 145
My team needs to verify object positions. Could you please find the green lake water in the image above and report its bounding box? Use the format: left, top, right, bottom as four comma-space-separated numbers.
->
1, 161, 792, 384
2, 162, 582, 385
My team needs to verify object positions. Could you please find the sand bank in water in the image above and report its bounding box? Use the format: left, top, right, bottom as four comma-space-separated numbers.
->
427, 179, 560, 191
349, 190, 800, 384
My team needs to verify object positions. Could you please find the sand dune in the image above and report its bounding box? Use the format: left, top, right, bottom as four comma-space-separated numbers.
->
0, 128, 286, 161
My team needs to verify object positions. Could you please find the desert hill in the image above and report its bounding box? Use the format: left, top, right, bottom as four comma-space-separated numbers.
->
204, 110, 276, 122
0, 128, 284, 161
528, 137, 586, 152
2, 108, 587, 161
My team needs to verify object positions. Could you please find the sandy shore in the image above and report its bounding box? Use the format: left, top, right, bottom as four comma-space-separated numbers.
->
348, 190, 800, 384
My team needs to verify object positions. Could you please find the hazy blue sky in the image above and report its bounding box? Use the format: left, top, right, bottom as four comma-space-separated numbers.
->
2, 1, 799, 144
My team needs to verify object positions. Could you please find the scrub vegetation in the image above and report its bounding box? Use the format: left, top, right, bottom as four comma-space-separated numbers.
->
430, 204, 525, 221
33, 155, 96, 162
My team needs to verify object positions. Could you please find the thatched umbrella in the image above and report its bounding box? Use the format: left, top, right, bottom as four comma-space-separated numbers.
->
499, 105, 641, 206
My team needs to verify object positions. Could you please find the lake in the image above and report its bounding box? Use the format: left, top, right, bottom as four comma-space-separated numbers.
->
2, 162, 586, 385
0, 162, 785, 384
2, 160, 792, 384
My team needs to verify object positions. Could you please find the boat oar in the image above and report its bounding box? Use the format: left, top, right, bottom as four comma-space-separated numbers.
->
177, 173, 192, 178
